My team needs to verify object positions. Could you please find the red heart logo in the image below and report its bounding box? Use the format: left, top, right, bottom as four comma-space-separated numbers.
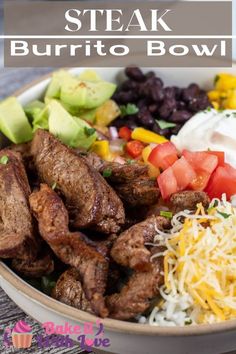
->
85, 338, 94, 347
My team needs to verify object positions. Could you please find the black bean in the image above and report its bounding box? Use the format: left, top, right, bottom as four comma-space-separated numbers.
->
150, 86, 165, 102
111, 67, 209, 139
173, 86, 182, 100
188, 94, 211, 112
145, 71, 155, 80
113, 91, 138, 104
147, 77, 164, 88
164, 87, 176, 99
158, 98, 176, 119
137, 98, 151, 109
125, 67, 146, 82
138, 83, 149, 98
169, 110, 192, 123
137, 107, 155, 128
139, 78, 163, 98
124, 116, 138, 129
120, 80, 138, 91
177, 100, 186, 110
112, 116, 137, 129
181, 83, 200, 103
148, 104, 159, 113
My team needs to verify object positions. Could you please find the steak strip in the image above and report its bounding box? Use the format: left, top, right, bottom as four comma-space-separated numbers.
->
114, 178, 160, 207
29, 184, 109, 317
111, 215, 169, 271
76, 149, 148, 183
107, 247, 163, 320
77, 150, 160, 207
31, 130, 125, 234
0, 150, 37, 259
12, 249, 54, 278
170, 191, 210, 213
52, 268, 93, 313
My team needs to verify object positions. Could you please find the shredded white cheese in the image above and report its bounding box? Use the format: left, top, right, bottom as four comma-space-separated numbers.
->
147, 195, 236, 326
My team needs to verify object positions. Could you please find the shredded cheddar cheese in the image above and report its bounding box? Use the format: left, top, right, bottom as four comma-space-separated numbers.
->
152, 195, 236, 325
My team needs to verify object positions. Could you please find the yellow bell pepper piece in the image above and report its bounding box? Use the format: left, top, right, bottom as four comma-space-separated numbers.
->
95, 100, 120, 127
131, 127, 168, 145
215, 73, 236, 91
211, 101, 219, 110
223, 89, 236, 109
90, 140, 110, 160
207, 90, 220, 101
142, 145, 152, 163
142, 145, 160, 178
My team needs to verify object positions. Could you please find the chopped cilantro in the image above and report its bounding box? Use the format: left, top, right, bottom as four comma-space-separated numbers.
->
41, 276, 57, 296
217, 210, 231, 219
208, 200, 219, 213
156, 119, 176, 130
84, 127, 96, 137
207, 107, 212, 112
214, 74, 220, 85
185, 319, 192, 325
120, 103, 139, 117
52, 182, 57, 190
126, 159, 135, 165
102, 168, 112, 177
160, 210, 173, 219
0, 155, 9, 165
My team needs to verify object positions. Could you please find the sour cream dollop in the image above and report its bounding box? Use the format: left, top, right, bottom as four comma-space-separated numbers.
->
171, 109, 236, 168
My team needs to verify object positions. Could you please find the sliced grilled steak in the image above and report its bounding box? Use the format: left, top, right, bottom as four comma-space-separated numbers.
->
76, 149, 148, 183
107, 247, 163, 320
76, 149, 158, 207
111, 216, 169, 271
114, 178, 160, 207
52, 268, 93, 313
0, 150, 36, 259
12, 249, 54, 277
170, 191, 210, 213
10, 142, 33, 168
29, 184, 109, 317
80, 233, 117, 259
31, 130, 125, 234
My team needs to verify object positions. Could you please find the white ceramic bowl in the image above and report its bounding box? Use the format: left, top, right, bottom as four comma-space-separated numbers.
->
1, 67, 236, 354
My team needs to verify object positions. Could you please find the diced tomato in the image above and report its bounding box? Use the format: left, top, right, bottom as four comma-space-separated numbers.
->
205, 163, 236, 200
119, 126, 132, 141
172, 157, 196, 190
148, 142, 178, 170
206, 151, 225, 166
157, 167, 178, 200
126, 140, 145, 158
157, 157, 196, 200
182, 150, 218, 190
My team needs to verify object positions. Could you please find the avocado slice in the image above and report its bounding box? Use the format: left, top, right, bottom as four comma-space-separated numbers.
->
73, 117, 97, 149
0, 97, 33, 144
60, 80, 116, 109
48, 100, 97, 149
77, 108, 97, 123
32, 105, 49, 132
45, 70, 75, 100
78, 69, 101, 82
24, 100, 45, 122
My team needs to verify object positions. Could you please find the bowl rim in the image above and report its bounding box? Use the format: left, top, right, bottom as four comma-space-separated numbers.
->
1, 67, 236, 337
